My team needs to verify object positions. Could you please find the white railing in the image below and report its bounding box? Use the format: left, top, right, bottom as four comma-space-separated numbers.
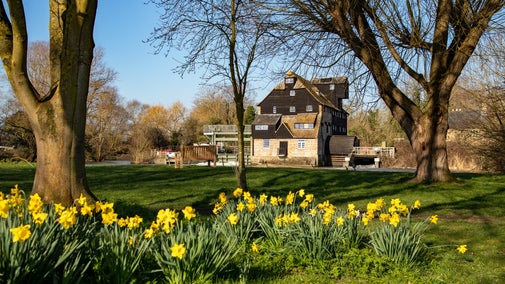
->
353, 147, 395, 158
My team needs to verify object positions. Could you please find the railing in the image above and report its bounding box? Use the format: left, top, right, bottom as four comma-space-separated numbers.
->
353, 147, 395, 158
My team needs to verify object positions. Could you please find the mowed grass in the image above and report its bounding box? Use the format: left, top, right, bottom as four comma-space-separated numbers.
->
1, 162, 505, 283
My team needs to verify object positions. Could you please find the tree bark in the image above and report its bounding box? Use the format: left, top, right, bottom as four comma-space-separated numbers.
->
0, 0, 98, 205
409, 114, 453, 183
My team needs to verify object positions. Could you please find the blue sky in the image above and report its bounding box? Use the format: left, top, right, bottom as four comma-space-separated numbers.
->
20, 1, 232, 109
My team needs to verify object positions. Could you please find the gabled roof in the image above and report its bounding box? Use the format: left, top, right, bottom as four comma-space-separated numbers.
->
281, 113, 320, 139
266, 71, 339, 110
251, 114, 281, 125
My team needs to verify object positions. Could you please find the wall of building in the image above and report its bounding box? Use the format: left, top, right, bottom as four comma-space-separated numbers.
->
252, 138, 319, 166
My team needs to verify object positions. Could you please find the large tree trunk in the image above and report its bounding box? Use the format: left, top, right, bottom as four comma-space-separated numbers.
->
409, 114, 453, 183
0, 1, 98, 206
31, 98, 96, 204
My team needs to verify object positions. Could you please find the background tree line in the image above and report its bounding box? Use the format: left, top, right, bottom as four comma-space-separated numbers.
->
0, 42, 256, 164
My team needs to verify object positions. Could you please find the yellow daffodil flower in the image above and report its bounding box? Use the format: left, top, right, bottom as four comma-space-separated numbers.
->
336, 216, 345, 226
227, 212, 238, 225
171, 243, 186, 259
0, 199, 10, 218
237, 202, 245, 212
182, 206, 196, 220
233, 188, 243, 198
298, 189, 305, 197
413, 200, 421, 209
457, 244, 468, 254
32, 212, 48, 225
28, 194, 43, 213
430, 215, 439, 224
389, 213, 400, 227
59, 207, 77, 229
285, 191, 295, 205
10, 224, 31, 242
251, 242, 259, 253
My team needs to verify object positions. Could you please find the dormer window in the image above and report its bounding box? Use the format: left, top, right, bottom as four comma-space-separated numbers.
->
285, 77, 295, 84
289, 90, 296, 96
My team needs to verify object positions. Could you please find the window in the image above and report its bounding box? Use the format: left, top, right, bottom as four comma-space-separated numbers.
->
297, 139, 306, 149
255, 125, 268, 130
329, 84, 335, 90
289, 90, 296, 96
289, 106, 296, 113
285, 77, 294, 84
294, 123, 314, 129
272, 106, 277, 113
306, 105, 313, 112
262, 139, 270, 148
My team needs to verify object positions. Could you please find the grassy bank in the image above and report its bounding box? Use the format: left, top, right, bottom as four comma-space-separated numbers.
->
1, 162, 504, 282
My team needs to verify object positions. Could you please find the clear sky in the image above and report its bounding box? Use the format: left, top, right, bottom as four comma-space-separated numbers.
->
20, 1, 248, 109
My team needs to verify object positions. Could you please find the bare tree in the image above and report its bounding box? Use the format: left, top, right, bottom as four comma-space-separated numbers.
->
148, 0, 276, 189
0, 1, 98, 204
86, 88, 129, 162
266, 0, 504, 182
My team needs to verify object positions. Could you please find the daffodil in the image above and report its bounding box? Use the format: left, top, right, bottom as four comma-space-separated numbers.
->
80, 203, 94, 217
59, 207, 77, 229
237, 202, 245, 212
218, 192, 227, 203
54, 203, 65, 215
285, 191, 295, 205
127, 215, 143, 229
259, 194, 268, 205
233, 187, 243, 198
430, 215, 439, 224
32, 212, 48, 225
300, 200, 309, 209
336, 216, 345, 226
28, 193, 44, 213
77, 194, 87, 206
305, 194, 314, 203
457, 244, 468, 254
102, 211, 118, 226
270, 196, 279, 206
413, 200, 421, 209
389, 213, 400, 227
227, 212, 238, 225
171, 243, 186, 259
182, 206, 196, 220
246, 202, 257, 213
10, 224, 31, 242
144, 228, 155, 239
251, 242, 259, 253
0, 199, 10, 218
362, 216, 370, 226
298, 189, 305, 197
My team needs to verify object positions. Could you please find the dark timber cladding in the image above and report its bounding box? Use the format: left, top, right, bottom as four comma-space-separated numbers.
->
252, 71, 354, 167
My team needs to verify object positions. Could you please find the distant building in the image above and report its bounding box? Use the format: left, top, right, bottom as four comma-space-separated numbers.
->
251, 71, 358, 166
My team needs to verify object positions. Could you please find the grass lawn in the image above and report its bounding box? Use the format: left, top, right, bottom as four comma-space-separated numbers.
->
1, 162, 504, 283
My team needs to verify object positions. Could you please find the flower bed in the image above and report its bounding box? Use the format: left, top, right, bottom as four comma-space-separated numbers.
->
0, 185, 466, 283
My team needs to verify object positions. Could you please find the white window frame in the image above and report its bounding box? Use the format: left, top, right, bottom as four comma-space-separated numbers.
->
272, 106, 277, 113
285, 77, 294, 84
289, 90, 296, 96
255, 125, 268, 130
289, 106, 296, 113
297, 139, 306, 149
306, 105, 313, 112
329, 84, 335, 90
